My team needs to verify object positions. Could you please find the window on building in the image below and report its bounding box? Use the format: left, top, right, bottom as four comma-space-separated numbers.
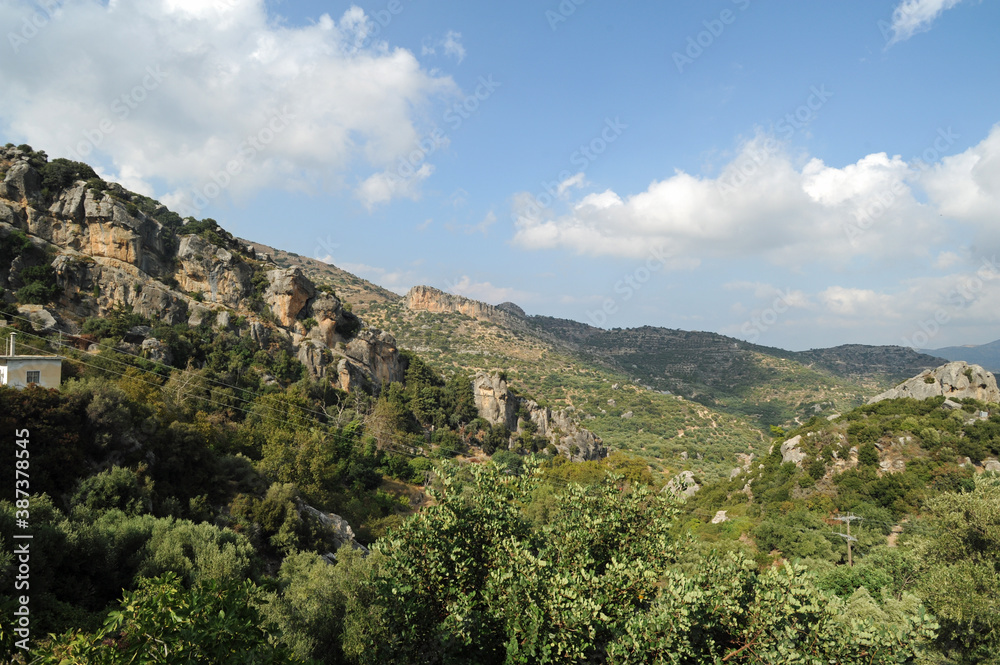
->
26, 370, 40, 385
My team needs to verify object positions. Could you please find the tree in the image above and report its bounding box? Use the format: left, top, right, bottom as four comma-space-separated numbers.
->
916, 475, 1000, 664
31, 573, 304, 664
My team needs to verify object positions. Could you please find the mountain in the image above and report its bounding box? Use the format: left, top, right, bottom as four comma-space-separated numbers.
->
360, 286, 945, 427
0, 145, 946, 482
0, 145, 403, 394
932, 339, 1000, 372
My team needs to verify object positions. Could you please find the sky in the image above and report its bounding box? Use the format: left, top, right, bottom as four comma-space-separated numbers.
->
1, 0, 999, 352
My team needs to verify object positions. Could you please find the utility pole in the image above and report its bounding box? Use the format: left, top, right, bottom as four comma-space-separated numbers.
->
834, 514, 862, 566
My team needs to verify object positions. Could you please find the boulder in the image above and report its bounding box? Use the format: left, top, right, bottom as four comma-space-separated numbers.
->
264, 268, 314, 327
16, 305, 57, 332
869, 361, 1000, 404
780, 435, 807, 466
984, 459, 1000, 473
666, 470, 700, 497
711, 510, 728, 524
3, 163, 41, 201
296, 501, 369, 555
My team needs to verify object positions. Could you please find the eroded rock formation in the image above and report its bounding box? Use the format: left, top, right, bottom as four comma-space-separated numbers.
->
472, 371, 606, 461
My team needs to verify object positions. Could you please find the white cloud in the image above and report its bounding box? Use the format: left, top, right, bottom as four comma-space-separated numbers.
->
441, 31, 466, 63
422, 30, 465, 63
886, 0, 965, 45
337, 261, 421, 295
356, 163, 435, 210
512, 133, 942, 268
557, 172, 586, 197
934, 250, 961, 269
0, 0, 457, 213
445, 276, 535, 304
924, 124, 1000, 225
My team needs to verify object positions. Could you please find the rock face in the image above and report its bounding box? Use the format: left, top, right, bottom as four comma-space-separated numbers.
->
297, 501, 369, 556
0, 146, 402, 395
868, 361, 1000, 404
472, 371, 606, 461
403, 285, 527, 329
780, 435, 807, 467
666, 470, 700, 497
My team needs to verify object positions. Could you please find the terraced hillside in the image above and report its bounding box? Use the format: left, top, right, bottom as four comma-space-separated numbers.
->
361, 299, 766, 482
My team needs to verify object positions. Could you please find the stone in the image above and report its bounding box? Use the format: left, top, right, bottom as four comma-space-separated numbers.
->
264, 268, 314, 327
3, 163, 41, 201
141, 338, 172, 365
16, 305, 57, 332
666, 470, 700, 497
621, 411, 633, 419
472, 370, 605, 461
780, 435, 807, 466
984, 459, 1000, 473
869, 361, 1000, 404
296, 501, 369, 555
403, 285, 526, 329
711, 510, 728, 524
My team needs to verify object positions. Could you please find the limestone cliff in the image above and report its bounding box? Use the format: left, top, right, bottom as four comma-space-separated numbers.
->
0, 146, 402, 393
403, 285, 528, 329
868, 361, 1000, 404
472, 371, 606, 461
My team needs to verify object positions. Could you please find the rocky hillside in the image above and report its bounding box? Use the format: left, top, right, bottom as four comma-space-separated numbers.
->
472, 371, 605, 461
366, 285, 945, 428
0, 145, 402, 393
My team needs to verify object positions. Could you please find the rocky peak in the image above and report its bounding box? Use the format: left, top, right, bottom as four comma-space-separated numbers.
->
1, 146, 403, 395
868, 361, 1000, 404
403, 285, 527, 329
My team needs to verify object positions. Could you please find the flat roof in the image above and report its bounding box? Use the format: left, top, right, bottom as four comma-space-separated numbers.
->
0, 356, 63, 361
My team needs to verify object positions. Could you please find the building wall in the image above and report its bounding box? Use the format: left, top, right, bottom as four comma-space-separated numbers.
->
0, 358, 62, 389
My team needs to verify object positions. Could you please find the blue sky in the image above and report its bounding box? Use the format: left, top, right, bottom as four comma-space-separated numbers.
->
2, 0, 999, 351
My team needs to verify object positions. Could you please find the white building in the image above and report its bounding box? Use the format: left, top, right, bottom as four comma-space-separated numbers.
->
0, 332, 62, 389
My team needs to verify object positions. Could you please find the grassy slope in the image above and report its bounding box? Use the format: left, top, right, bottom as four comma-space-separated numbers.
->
361, 301, 765, 482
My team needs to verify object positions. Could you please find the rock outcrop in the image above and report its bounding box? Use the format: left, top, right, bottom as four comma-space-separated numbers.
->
666, 470, 700, 497
779, 435, 807, 467
403, 285, 527, 329
868, 361, 1000, 404
297, 501, 369, 557
472, 371, 606, 461
0, 146, 402, 394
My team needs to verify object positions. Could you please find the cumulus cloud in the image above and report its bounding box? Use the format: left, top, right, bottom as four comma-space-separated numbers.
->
336, 260, 422, 295
0, 0, 457, 213
886, 0, 965, 45
444, 276, 535, 304
512, 133, 944, 268
357, 164, 435, 210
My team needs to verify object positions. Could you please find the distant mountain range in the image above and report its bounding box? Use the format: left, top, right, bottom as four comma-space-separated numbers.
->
932, 339, 1000, 372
